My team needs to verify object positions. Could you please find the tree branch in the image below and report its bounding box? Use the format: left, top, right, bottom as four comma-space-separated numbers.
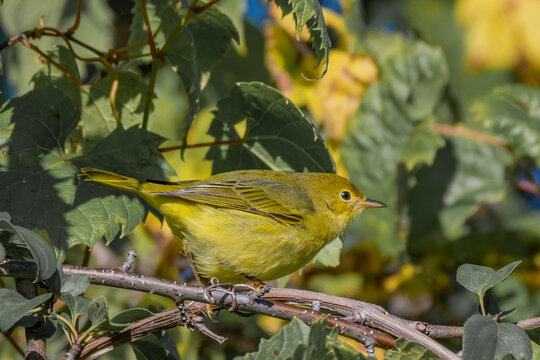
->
0, 261, 471, 359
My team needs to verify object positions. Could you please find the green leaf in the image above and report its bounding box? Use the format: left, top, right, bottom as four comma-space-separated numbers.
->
127, 0, 172, 65
0, 87, 173, 254
0, 0, 112, 94
61, 294, 91, 323
163, 19, 200, 153
0, 242, 5, 262
273, 0, 330, 77
237, 318, 310, 359
400, 119, 445, 170
132, 339, 177, 360
0, 219, 57, 281
87, 296, 109, 329
439, 136, 512, 239
383, 41, 449, 121
463, 315, 532, 360
384, 338, 439, 359
184, 7, 239, 74
32, 45, 82, 109
311, 237, 342, 268
237, 318, 367, 360
80, 71, 150, 149
340, 84, 410, 256
469, 84, 540, 163
0, 289, 52, 332
60, 274, 90, 296
457, 261, 522, 298
207, 82, 335, 173
110, 308, 154, 325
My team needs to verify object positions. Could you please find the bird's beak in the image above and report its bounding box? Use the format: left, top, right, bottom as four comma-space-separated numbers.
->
355, 198, 387, 210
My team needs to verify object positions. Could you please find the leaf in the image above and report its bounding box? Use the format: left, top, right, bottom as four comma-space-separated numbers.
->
0, 87, 173, 255
0, 218, 57, 281
110, 308, 154, 325
311, 237, 342, 268
80, 71, 150, 149
87, 296, 109, 329
32, 45, 82, 109
0, 289, 52, 332
206, 82, 335, 173
163, 18, 200, 153
183, 7, 239, 74
132, 339, 177, 360
383, 41, 449, 121
340, 84, 410, 256
273, 0, 331, 77
469, 84, 540, 164
61, 294, 91, 323
457, 261, 522, 297
237, 318, 367, 360
463, 314, 532, 360
0, 242, 5, 262
439, 136, 512, 238
237, 317, 310, 359
71, 126, 175, 247
400, 119, 445, 170
384, 338, 439, 360
0, 0, 112, 94
127, 0, 172, 65
60, 274, 90, 296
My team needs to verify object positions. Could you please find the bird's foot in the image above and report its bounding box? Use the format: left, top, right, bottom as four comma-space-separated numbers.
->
203, 278, 271, 313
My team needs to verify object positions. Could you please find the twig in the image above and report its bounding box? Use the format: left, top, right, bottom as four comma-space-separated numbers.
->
139, 0, 158, 57
194, 0, 222, 14
119, 250, 137, 273
18, 34, 82, 87
158, 138, 245, 152
432, 124, 513, 154
0, 332, 25, 357
66, 0, 83, 35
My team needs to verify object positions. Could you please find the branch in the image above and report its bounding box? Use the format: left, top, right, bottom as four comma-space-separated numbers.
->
0, 261, 464, 359
432, 124, 513, 154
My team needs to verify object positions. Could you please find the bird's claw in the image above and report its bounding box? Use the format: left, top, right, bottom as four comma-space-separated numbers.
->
202, 278, 271, 313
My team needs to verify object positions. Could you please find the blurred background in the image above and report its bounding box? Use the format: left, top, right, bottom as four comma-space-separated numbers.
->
1, 0, 540, 358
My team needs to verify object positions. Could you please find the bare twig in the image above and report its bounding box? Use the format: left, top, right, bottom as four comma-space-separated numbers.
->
1, 332, 25, 357
432, 124, 513, 154
158, 138, 246, 153
119, 250, 137, 273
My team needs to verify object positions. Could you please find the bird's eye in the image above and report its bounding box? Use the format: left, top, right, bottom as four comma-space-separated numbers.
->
340, 191, 352, 201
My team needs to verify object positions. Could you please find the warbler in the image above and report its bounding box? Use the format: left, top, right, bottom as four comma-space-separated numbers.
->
79, 168, 386, 284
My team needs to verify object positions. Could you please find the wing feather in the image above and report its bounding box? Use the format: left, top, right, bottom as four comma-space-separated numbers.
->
150, 179, 310, 224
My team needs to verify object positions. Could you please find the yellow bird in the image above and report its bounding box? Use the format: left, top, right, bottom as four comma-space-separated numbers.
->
79, 168, 386, 284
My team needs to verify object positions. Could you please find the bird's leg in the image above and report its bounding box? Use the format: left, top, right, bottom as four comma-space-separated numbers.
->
183, 240, 204, 285
183, 240, 218, 318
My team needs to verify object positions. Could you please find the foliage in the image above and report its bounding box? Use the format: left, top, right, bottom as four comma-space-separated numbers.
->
0, 0, 540, 359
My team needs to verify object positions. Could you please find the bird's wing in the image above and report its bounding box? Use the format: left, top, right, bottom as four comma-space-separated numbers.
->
150, 179, 311, 224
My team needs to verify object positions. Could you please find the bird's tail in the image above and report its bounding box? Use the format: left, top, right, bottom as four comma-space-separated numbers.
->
79, 168, 141, 194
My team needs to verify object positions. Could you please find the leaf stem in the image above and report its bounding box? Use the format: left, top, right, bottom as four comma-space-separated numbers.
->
66, 0, 83, 35
142, 57, 161, 129
158, 138, 245, 152
432, 124, 513, 154
56, 313, 79, 344
478, 294, 486, 316
18, 35, 82, 87
194, 0, 223, 14
139, 0, 159, 57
